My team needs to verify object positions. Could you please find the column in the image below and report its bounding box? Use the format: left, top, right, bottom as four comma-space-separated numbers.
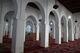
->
55, 19, 61, 44
68, 20, 74, 41
75, 23, 79, 39
72, 21, 74, 41
40, 22, 49, 47
8, 19, 13, 38
12, 18, 25, 53
40, 13, 49, 48
0, 3, 4, 43
0, 19, 4, 43
36, 22, 39, 40
63, 20, 68, 42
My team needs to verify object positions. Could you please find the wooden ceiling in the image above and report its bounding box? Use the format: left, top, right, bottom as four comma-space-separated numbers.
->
58, 0, 80, 13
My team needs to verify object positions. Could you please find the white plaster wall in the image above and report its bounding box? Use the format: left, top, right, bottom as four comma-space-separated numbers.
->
73, 12, 80, 39
2, 0, 15, 17
48, 0, 72, 19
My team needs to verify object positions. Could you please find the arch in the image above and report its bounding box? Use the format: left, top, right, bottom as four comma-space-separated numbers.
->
49, 10, 60, 44
26, 1, 45, 22
3, 11, 15, 37
26, 16, 37, 24
25, 15, 40, 41
25, 1, 46, 45
26, 16, 37, 32
49, 15, 55, 39
68, 19, 73, 41
27, 2, 40, 10
4, 11, 15, 20
49, 11, 59, 23
61, 16, 68, 42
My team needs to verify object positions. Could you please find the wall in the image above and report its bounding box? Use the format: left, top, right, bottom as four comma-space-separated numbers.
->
0, 0, 2, 23
73, 12, 80, 39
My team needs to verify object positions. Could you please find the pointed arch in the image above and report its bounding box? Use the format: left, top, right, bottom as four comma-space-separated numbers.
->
49, 10, 61, 44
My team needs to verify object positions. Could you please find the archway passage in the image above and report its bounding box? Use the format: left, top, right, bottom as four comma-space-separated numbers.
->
61, 16, 68, 42
3, 11, 15, 45
3, 11, 15, 38
49, 11, 59, 46
49, 20, 55, 46
24, 1, 45, 51
24, 16, 40, 49
25, 19, 36, 42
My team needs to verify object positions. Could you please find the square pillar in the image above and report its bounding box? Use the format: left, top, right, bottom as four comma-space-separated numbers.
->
63, 21, 68, 42
40, 22, 49, 48
36, 23, 39, 40
0, 16, 4, 43
71, 22, 74, 41
55, 19, 61, 44
12, 18, 25, 53
68, 21, 74, 41
8, 19, 13, 38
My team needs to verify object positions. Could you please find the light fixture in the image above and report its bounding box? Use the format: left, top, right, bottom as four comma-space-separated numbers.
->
50, 22, 53, 25
68, 16, 71, 19
53, 0, 59, 9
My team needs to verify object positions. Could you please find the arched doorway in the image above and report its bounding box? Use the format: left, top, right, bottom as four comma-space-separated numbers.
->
49, 21, 55, 39
25, 16, 37, 42
4, 11, 15, 38
49, 11, 60, 45
25, 1, 46, 49
61, 16, 68, 42
49, 12, 55, 46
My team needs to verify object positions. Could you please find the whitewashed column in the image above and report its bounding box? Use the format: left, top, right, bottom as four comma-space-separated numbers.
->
63, 20, 68, 42
12, 18, 25, 53
8, 19, 13, 38
40, 22, 49, 47
0, 3, 5, 43
40, 12, 49, 48
68, 19, 74, 41
0, 18, 4, 43
12, 0, 25, 52
36, 22, 39, 40
55, 19, 61, 44
72, 21, 74, 41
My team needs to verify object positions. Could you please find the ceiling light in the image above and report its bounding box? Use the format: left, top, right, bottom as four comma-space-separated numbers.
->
50, 22, 53, 25
68, 16, 71, 19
